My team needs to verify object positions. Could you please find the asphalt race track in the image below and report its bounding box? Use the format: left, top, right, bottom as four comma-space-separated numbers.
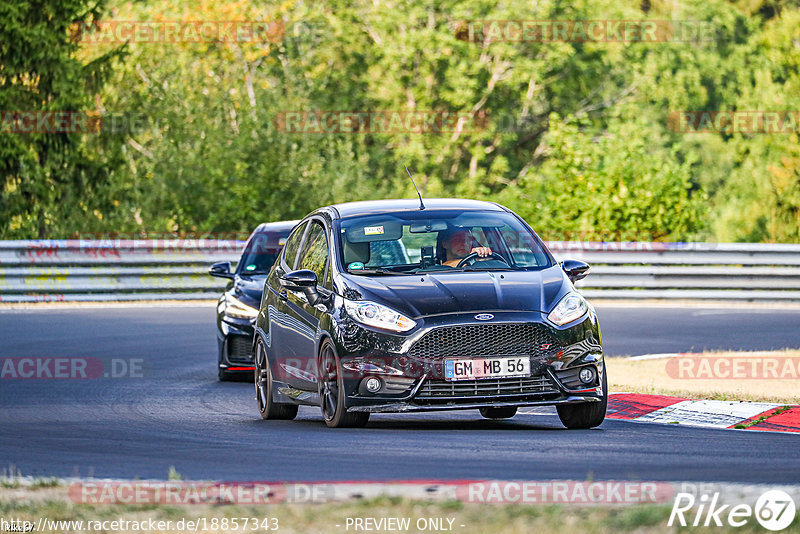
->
1, 304, 799, 482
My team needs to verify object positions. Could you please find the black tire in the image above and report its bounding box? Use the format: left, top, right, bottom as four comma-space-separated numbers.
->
556, 369, 607, 429
218, 366, 232, 381
479, 407, 518, 419
319, 341, 369, 428
217, 341, 231, 381
255, 339, 298, 420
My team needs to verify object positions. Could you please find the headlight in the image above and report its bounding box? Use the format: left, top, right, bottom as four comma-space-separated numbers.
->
547, 292, 588, 326
224, 294, 259, 320
343, 300, 416, 332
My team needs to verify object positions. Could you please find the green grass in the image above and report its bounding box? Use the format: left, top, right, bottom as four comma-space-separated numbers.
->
1, 488, 799, 533
733, 406, 793, 429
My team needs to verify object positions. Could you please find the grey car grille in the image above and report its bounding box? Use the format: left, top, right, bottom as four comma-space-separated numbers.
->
414, 375, 557, 403
408, 323, 559, 361
227, 336, 253, 363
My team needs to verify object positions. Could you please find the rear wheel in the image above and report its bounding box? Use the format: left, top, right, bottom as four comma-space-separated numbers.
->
479, 407, 517, 419
255, 339, 298, 420
319, 341, 369, 428
556, 369, 607, 429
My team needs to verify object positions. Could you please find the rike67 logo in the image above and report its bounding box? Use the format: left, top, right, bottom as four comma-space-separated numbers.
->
669, 489, 796, 531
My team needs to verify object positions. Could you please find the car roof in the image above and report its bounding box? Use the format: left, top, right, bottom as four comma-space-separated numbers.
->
326, 198, 506, 219
252, 220, 300, 234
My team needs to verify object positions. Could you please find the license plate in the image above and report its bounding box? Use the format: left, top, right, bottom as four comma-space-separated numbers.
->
444, 357, 530, 381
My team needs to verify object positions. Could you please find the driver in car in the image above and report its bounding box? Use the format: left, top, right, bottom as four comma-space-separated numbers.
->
436, 227, 493, 267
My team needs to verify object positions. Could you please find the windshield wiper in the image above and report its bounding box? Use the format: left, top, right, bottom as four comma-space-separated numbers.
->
457, 265, 519, 272
347, 268, 408, 276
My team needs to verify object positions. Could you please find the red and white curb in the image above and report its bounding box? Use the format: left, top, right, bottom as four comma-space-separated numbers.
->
607, 393, 800, 433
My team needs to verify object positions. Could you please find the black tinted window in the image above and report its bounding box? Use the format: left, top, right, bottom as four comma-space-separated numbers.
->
282, 222, 307, 269
297, 222, 329, 281
239, 231, 290, 274
338, 210, 551, 273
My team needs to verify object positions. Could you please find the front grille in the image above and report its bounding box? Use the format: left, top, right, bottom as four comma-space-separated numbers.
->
414, 375, 557, 403
227, 336, 254, 363
408, 323, 559, 361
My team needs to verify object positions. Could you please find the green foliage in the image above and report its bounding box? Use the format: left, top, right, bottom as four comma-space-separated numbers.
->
498, 115, 704, 241
0, 0, 125, 238
2, 0, 799, 242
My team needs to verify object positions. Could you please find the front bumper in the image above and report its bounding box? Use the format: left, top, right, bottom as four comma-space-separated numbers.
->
347, 372, 604, 413
349, 396, 601, 413
218, 317, 257, 371
335, 310, 604, 413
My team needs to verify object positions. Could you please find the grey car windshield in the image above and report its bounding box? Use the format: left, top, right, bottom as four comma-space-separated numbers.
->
238, 234, 286, 274
338, 210, 551, 274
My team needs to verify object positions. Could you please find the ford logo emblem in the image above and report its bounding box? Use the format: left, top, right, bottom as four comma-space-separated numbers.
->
474, 313, 494, 321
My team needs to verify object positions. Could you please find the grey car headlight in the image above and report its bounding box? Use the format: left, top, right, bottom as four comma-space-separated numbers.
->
547, 292, 588, 326
343, 299, 416, 332
224, 294, 259, 320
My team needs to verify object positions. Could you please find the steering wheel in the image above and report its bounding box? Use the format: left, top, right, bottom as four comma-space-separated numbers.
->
456, 252, 509, 268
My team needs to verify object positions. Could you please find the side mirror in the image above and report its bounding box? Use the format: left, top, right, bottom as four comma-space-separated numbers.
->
280, 269, 322, 305
562, 259, 590, 282
209, 261, 234, 279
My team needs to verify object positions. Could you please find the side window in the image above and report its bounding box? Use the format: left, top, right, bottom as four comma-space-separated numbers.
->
297, 222, 329, 283
282, 221, 307, 269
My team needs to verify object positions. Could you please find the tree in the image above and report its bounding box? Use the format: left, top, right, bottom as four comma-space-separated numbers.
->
0, 0, 125, 238
4, 0, 799, 243
498, 114, 705, 241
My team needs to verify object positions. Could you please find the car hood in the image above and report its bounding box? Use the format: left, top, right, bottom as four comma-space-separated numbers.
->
340, 267, 569, 318
232, 275, 267, 306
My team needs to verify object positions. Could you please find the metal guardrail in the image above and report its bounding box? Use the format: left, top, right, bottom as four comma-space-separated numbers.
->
0, 240, 243, 302
550, 242, 800, 300
1, 240, 800, 302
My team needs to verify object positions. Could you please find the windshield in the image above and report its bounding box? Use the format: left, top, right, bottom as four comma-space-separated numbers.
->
238, 231, 290, 275
337, 209, 551, 274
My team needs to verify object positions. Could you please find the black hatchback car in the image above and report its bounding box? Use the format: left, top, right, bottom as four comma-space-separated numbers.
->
254, 199, 605, 428
209, 220, 297, 380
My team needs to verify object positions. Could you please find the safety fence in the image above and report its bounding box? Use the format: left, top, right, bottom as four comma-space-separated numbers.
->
1, 240, 800, 302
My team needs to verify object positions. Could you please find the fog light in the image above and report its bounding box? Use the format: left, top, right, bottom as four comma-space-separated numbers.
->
365, 377, 382, 393
579, 367, 596, 384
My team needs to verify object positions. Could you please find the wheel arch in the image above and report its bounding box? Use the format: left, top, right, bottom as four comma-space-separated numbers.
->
253, 325, 270, 355
315, 330, 336, 368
